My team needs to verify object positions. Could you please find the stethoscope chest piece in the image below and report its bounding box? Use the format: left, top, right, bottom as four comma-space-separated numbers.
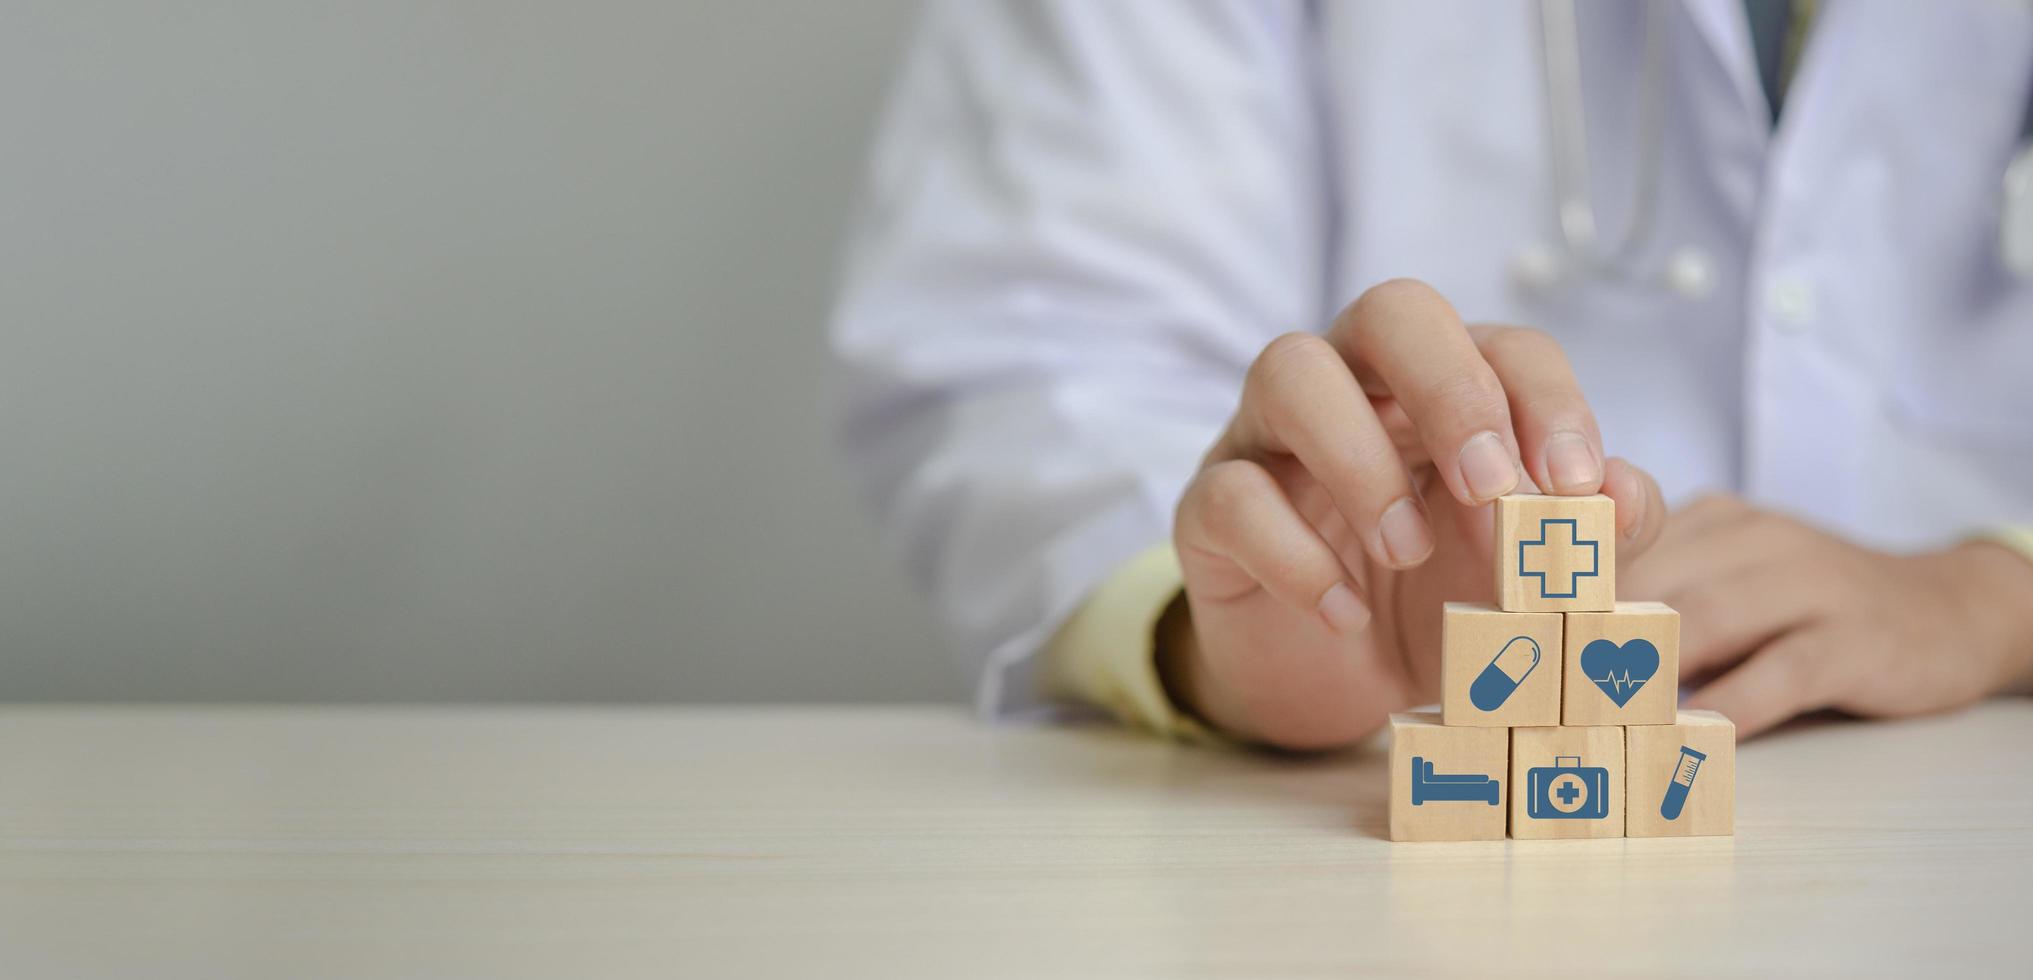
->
1510, 240, 1716, 299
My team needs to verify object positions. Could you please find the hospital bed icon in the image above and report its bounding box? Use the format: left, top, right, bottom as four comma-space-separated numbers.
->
1409, 756, 1501, 806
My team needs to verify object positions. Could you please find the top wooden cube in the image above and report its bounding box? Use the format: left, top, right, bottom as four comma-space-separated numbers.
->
1495, 494, 1615, 612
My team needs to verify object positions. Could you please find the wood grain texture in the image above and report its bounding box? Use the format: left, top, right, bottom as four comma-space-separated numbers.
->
1626, 710, 1736, 838
1440, 602, 1562, 727
0, 702, 2028, 977
1388, 712, 1509, 841
1509, 725, 1626, 839
1562, 601, 1682, 726
1495, 494, 1617, 612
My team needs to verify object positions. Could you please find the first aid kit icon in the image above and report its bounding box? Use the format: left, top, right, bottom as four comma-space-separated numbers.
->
1526, 756, 1610, 820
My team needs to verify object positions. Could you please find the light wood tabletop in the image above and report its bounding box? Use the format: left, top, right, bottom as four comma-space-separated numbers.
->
0, 701, 2027, 978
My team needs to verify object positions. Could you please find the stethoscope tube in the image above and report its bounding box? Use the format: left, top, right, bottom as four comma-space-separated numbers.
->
1521, 0, 2033, 291
1540, 0, 1667, 269
1520, 0, 1708, 297
2003, 61, 2033, 277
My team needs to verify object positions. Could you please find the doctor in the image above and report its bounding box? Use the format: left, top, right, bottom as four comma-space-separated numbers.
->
830, 0, 2033, 747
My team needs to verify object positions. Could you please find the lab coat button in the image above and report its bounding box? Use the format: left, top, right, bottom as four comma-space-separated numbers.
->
1766, 278, 1815, 331
1664, 247, 1713, 299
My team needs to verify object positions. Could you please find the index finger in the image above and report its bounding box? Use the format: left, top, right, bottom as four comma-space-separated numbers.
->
1327, 279, 1523, 507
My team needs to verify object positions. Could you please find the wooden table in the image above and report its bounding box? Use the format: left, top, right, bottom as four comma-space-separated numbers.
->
0, 701, 2026, 977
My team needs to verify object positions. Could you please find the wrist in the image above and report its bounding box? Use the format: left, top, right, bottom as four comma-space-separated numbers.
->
1153, 592, 1246, 738
1938, 540, 2033, 697
1154, 591, 1404, 750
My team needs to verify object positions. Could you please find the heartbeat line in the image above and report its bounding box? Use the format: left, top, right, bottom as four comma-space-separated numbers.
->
1592, 671, 1648, 695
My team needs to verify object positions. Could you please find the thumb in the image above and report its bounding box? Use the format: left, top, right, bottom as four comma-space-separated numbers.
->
1603, 456, 1667, 569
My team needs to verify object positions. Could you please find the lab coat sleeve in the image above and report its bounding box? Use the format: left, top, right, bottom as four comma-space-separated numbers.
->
829, 0, 1329, 717
1037, 541, 1232, 743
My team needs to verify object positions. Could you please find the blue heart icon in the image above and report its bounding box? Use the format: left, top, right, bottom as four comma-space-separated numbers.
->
1579, 638, 1659, 708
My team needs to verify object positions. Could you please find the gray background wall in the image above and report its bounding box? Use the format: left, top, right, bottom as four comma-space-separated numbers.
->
0, 1, 960, 702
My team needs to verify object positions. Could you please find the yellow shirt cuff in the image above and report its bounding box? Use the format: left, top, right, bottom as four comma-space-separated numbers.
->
1980, 526, 2033, 567
1040, 543, 1227, 745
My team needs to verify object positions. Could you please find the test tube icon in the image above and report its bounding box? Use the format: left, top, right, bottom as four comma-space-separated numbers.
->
1659, 745, 1707, 820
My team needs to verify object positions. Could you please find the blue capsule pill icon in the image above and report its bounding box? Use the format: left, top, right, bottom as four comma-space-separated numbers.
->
1469, 636, 1541, 711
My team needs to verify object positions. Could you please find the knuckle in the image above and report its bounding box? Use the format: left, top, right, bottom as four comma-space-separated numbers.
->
1772, 651, 1819, 698
1479, 324, 1559, 361
1246, 333, 1336, 428
1341, 438, 1407, 488
1485, 327, 1585, 418
1250, 332, 1334, 387
1511, 388, 1586, 426
1354, 277, 1444, 318
1342, 277, 1450, 342
1191, 461, 1270, 530
1428, 368, 1509, 424
1767, 636, 1824, 686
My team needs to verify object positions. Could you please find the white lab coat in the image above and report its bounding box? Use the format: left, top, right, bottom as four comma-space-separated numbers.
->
829, 0, 2033, 716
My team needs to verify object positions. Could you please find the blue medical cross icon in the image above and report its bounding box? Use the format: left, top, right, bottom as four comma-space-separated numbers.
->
1555, 778, 1583, 806
1518, 518, 1600, 599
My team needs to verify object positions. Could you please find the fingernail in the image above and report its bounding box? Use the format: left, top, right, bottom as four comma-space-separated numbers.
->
1545, 432, 1602, 493
1317, 582, 1371, 634
1377, 496, 1433, 566
1457, 431, 1519, 501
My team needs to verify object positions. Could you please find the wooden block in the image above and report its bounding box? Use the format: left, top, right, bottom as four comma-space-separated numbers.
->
1509, 725, 1624, 839
1440, 603, 1562, 727
1495, 494, 1616, 612
1625, 710, 1735, 838
1388, 712, 1509, 842
1562, 601, 1680, 727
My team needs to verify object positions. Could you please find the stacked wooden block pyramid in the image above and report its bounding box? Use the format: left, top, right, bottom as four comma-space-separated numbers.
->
1388, 494, 1736, 841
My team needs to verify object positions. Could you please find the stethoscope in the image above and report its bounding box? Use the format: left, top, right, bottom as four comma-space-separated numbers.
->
1514, 0, 2033, 296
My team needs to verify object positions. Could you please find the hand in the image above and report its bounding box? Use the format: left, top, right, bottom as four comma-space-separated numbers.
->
1163, 279, 1668, 749
1624, 496, 2033, 737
